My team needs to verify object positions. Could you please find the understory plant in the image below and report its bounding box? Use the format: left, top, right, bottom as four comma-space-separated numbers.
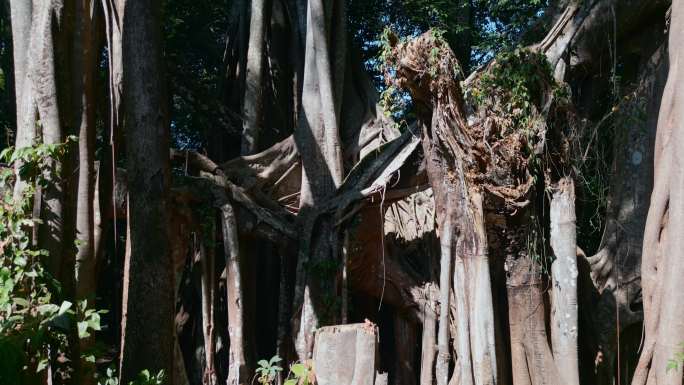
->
255, 355, 313, 385
0, 140, 105, 384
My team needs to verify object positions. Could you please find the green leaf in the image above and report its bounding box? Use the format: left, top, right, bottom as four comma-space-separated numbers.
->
88, 313, 101, 331
258, 360, 270, 368
139, 369, 151, 380
12, 297, 29, 308
78, 320, 90, 338
284, 380, 297, 385
36, 303, 59, 315
290, 363, 306, 377
0, 147, 13, 162
58, 301, 72, 315
269, 355, 282, 364
36, 358, 48, 373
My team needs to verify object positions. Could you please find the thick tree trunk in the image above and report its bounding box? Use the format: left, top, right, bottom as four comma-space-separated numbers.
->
292, 0, 345, 360
199, 237, 217, 385
388, 33, 499, 385
452, 233, 474, 385
587, 41, 666, 384
420, 285, 438, 385
74, 0, 98, 303
507, 258, 561, 385
465, 191, 497, 385
421, 104, 497, 385
118, 0, 174, 382
73, 2, 98, 384
241, 0, 272, 154
8, 0, 30, 119
100, 0, 125, 277
549, 178, 579, 385
632, 2, 684, 384
435, 209, 453, 385
9, 0, 36, 199
221, 201, 248, 385
237, 1, 273, 373
30, 0, 67, 280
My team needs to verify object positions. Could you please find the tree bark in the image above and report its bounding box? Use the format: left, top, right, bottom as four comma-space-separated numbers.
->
466, 191, 497, 385
453, 234, 474, 385
387, 33, 499, 385
549, 178, 579, 385
587, 41, 666, 384
199, 236, 217, 385
241, 0, 272, 155
9, 0, 36, 199
221, 201, 247, 385
30, 0, 66, 280
74, 0, 98, 303
507, 257, 561, 385
436, 205, 453, 385
632, 2, 684, 384
73, 2, 98, 384
292, 0, 345, 360
420, 284, 438, 385
118, 0, 174, 382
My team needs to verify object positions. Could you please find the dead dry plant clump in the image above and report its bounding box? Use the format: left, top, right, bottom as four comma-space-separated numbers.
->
382, 30, 576, 210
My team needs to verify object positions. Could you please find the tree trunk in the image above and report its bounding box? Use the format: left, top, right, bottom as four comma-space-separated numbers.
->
221, 201, 248, 385
632, 2, 684, 384
30, 0, 67, 280
453, 236, 474, 385
549, 178, 579, 385
118, 0, 174, 382
9, 0, 36, 199
101, 0, 125, 231
420, 285, 438, 385
436, 206, 452, 385
388, 33, 499, 385
74, 0, 98, 303
73, 2, 98, 384
237, 0, 273, 372
587, 40, 666, 385
507, 257, 561, 385
241, 0, 272, 155
465, 190, 497, 385
199, 236, 217, 385
292, 0, 345, 360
